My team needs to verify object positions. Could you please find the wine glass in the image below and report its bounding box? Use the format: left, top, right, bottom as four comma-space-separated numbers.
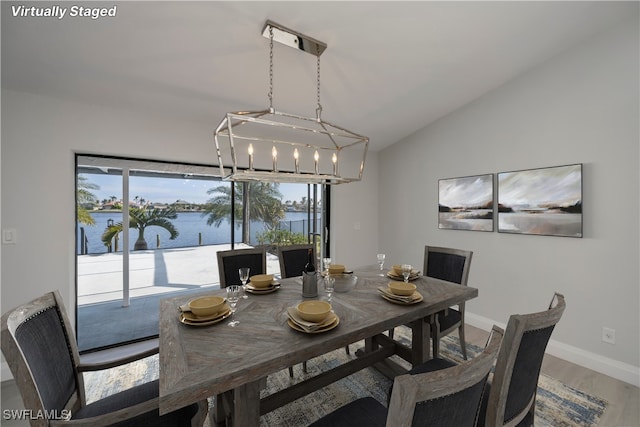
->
401, 264, 412, 283
324, 276, 335, 303
323, 257, 332, 276
239, 267, 250, 299
226, 285, 241, 327
377, 254, 386, 276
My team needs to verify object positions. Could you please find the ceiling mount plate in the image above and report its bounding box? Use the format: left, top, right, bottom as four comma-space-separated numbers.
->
262, 20, 327, 57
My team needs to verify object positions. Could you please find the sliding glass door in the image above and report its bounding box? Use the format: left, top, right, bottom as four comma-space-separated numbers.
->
75, 155, 329, 352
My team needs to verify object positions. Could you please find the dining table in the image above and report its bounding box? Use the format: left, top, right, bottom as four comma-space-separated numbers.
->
158, 265, 478, 426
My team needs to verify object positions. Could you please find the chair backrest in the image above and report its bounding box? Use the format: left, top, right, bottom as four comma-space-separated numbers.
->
484, 293, 566, 427
387, 325, 504, 427
277, 244, 315, 279
216, 247, 266, 288
423, 246, 473, 286
1, 291, 85, 426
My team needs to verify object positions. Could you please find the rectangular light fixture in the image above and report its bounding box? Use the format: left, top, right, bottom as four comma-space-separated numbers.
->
262, 20, 327, 57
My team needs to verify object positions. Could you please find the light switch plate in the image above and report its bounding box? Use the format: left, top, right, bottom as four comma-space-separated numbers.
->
2, 229, 17, 244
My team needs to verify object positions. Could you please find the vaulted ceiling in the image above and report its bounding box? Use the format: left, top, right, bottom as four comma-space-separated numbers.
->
2, 1, 635, 150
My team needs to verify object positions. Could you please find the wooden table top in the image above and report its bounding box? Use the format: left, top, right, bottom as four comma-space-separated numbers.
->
158, 267, 478, 415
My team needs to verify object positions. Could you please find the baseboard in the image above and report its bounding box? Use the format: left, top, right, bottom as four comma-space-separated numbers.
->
466, 312, 640, 387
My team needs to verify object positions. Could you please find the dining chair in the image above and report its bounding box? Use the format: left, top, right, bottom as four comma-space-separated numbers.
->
277, 243, 315, 279
406, 293, 566, 427
277, 244, 316, 376
277, 243, 352, 376
387, 245, 473, 359
1, 290, 207, 427
216, 247, 267, 288
424, 245, 473, 360
308, 325, 504, 427
479, 292, 566, 427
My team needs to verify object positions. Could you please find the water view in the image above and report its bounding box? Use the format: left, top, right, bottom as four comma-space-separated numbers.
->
77, 211, 318, 254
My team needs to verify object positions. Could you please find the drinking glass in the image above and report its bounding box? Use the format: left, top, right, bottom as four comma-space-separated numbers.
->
401, 264, 412, 283
323, 257, 332, 275
324, 276, 335, 303
239, 267, 250, 299
377, 254, 386, 276
226, 285, 241, 327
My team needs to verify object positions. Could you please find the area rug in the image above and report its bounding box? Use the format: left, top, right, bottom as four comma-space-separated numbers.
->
84, 332, 608, 426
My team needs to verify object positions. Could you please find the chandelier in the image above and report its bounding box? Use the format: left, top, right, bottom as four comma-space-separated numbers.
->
214, 20, 369, 184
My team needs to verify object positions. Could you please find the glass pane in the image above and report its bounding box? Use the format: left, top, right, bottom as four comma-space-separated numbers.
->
76, 171, 124, 352
76, 157, 228, 352
75, 156, 330, 352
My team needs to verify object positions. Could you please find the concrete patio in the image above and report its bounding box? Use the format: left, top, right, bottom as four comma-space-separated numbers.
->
77, 243, 282, 351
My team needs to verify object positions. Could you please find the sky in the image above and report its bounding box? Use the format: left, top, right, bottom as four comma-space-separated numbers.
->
83, 173, 310, 205
498, 165, 582, 207
439, 174, 493, 208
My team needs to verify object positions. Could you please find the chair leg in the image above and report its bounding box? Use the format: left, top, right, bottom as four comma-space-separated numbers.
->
388, 328, 395, 339
459, 324, 467, 360
303, 361, 308, 373
431, 316, 441, 359
344, 345, 350, 355
288, 366, 294, 377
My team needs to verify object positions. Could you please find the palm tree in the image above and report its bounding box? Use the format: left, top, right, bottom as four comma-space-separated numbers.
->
77, 176, 99, 225
202, 182, 284, 242
101, 207, 179, 250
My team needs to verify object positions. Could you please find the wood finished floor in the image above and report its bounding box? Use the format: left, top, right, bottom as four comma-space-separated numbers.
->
1, 324, 638, 426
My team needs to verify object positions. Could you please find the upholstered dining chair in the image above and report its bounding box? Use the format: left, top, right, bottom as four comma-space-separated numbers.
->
277, 243, 316, 376
216, 247, 266, 288
424, 245, 473, 360
407, 292, 566, 427
479, 292, 566, 427
1, 290, 207, 427
308, 325, 504, 427
277, 243, 315, 279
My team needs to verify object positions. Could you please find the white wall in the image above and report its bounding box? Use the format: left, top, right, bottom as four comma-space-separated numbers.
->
330, 152, 379, 269
0, 91, 216, 318
375, 18, 639, 385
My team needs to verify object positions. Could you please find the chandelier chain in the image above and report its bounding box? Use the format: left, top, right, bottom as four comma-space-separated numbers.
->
268, 26, 274, 112
316, 45, 322, 120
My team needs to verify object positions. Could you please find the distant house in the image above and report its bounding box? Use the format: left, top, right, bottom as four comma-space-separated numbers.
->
172, 200, 193, 211
100, 202, 119, 210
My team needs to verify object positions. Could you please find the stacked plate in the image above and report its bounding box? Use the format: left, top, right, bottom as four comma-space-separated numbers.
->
179, 304, 232, 326
245, 280, 280, 294
377, 286, 423, 305
286, 307, 340, 334
386, 270, 421, 281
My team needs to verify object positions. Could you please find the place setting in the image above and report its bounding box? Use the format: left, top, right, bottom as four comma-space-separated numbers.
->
244, 273, 281, 295
387, 263, 421, 281
378, 281, 424, 305
178, 295, 232, 326
286, 300, 340, 334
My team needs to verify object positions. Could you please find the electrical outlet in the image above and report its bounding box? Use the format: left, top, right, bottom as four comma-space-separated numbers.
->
602, 327, 616, 344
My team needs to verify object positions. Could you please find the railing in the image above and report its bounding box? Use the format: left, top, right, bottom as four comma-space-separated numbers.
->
78, 218, 322, 255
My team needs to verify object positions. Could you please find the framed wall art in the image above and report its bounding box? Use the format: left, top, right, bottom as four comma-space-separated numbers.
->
497, 164, 582, 237
439, 174, 494, 232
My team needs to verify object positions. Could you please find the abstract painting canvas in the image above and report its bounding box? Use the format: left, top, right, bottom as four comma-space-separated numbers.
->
439, 174, 494, 231
498, 164, 582, 237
